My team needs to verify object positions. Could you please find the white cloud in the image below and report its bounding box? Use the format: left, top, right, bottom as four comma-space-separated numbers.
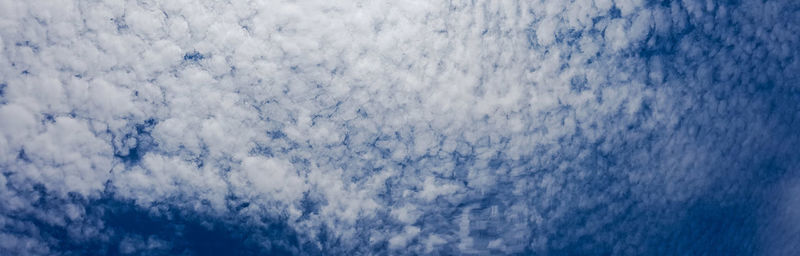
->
0, 0, 798, 254
118, 235, 170, 255
389, 225, 421, 250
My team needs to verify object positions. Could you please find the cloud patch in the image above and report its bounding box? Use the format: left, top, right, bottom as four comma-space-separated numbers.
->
1, 0, 799, 255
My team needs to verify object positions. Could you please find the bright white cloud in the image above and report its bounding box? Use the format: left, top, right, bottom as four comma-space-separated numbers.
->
0, 0, 798, 255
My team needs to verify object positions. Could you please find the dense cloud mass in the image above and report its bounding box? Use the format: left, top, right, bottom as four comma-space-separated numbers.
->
1, 0, 799, 255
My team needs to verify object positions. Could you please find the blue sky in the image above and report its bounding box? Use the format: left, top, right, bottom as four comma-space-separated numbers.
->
1, 0, 799, 255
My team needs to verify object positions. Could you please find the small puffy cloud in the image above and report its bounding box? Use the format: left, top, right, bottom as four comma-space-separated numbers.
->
118, 235, 170, 255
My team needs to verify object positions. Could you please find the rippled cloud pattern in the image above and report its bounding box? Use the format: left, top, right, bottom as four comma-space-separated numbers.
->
1, 0, 799, 255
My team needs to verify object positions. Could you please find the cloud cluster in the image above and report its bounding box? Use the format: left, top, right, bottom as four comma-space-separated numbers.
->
1, 0, 798, 254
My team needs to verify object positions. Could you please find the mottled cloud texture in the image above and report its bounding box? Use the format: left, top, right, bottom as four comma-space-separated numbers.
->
1, 0, 799, 255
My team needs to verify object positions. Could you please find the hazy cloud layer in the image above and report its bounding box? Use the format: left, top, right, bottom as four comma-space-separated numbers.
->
1, 0, 799, 254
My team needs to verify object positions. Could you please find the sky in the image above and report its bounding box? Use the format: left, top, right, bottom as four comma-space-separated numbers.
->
0, 0, 799, 255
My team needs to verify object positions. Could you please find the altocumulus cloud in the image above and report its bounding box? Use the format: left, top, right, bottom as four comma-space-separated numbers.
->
0, 0, 799, 255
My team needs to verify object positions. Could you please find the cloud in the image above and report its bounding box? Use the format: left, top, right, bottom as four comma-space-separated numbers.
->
1, 0, 798, 254
118, 235, 170, 255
